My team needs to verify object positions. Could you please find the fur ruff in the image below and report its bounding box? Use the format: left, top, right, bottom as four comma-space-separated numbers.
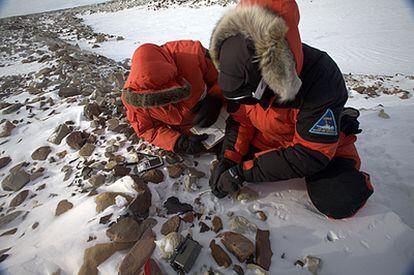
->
209, 5, 302, 102
122, 83, 191, 108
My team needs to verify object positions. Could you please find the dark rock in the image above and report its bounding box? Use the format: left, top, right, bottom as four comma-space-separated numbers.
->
0, 254, 9, 263
66, 131, 86, 150
0, 156, 11, 169
0, 120, 15, 137
212, 216, 223, 233
99, 214, 112, 224
119, 229, 156, 275
1, 169, 30, 191
31, 146, 52, 161
219, 232, 255, 262
48, 124, 71, 145
0, 211, 24, 230
32, 222, 39, 229
88, 174, 105, 187
106, 217, 142, 243
95, 192, 133, 213
210, 240, 232, 268
79, 143, 95, 157
113, 165, 131, 177
137, 218, 158, 238
167, 163, 186, 178
256, 229, 273, 271
30, 167, 45, 181
58, 86, 81, 97
0, 228, 17, 237
36, 183, 46, 191
182, 212, 195, 224
163, 196, 193, 215
55, 199, 73, 216
61, 165, 72, 181
142, 169, 164, 184
9, 190, 29, 207
161, 215, 181, 235
84, 103, 101, 120
2, 104, 22, 115
164, 152, 182, 164
233, 265, 244, 275
199, 221, 210, 233
128, 178, 152, 219
188, 167, 206, 178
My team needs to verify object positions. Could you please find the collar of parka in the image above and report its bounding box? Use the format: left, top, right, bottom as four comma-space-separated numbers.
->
209, 5, 302, 102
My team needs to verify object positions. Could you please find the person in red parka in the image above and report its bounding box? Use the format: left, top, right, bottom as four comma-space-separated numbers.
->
208, 0, 374, 219
122, 40, 223, 155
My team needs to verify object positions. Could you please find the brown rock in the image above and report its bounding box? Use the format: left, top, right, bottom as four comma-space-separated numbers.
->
55, 199, 73, 216
0, 156, 11, 169
118, 229, 156, 275
142, 169, 164, 184
1, 169, 30, 191
88, 174, 105, 187
219, 232, 254, 262
84, 103, 101, 120
233, 265, 244, 275
0, 228, 17, 237
66, 131, 86, 150
212, 216, 223, 233
182, 212, 195, 224
95, 192, 132, 213
99, 214, 112, 224
0, 120, 15, 137
188, 167, 206, 178
78, 242, 133, 275
113, 165, 131, 177
256, 229, 273, 271
128, 178, 152, 219
255, 211, 267, 221
79, 143, 95, 157
32, 222, 39, 229
59, 86, 81, 98
106, 217, 142, 243
199, 221, 210, 233
167, 163, 186, 178
31, 146, 52, 161
161, 216, 181, 235
10, 190, 29, 207
48, 124, 71, 145
210, 240, 232, 268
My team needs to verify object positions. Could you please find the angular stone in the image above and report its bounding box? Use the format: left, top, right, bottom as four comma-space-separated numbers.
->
55, 199, 73, 216
84, 103, 101, 120
0, 120, 15, 137
58, 86, 81, 97
48, 124, 71, 145
79, 143, 95, 157
0, 211, 24, 230
237, 186, 259, 202
78, 242, 133, 275
31, 146, 52, 161
229, 216, 257, 234
210, 240, 232, 268
255, 211, 267, 221
163, 196, 193, 215
256, 229, 273, 271
212, 216, 223, 233
182, 212, 195, 224
95, 192, 132, 213
0, 156, 11, 169
233, 265, 244, 275
128, 178, 152, 219
188, 167, 206, 178
1, 169, 30, 191
99, 214, 112, 225
156, 232, 183, 259
219, 232, 255, 262
161, 215, 181, 235
88, 174, 105, 188
106, 217, 142, 243
0, 228, 17, 237
119, 229, 156, 275
113, 165, 131, 177
167, 163, 186, 178
142, 169, 164, 184
2, 103, 22, 115
10, 190, 29, 207
137, 218, 158, 238
199, 221, 210, 233
378, 109, 391, 119
66, 131, 86, 150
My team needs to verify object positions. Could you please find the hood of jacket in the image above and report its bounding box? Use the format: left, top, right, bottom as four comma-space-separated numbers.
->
209, 1, 304, 102
123, 43, 190, 108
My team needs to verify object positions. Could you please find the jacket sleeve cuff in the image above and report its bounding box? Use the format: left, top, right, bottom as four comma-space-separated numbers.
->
224, 150, 243, 164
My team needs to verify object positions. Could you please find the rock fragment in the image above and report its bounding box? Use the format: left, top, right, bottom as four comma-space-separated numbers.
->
229, 216, 257, 234
66, 131, 87, 150
233, 265, 244, 275
212, 216, 223, 233
1, 169, 30, 191
79, 143, 95, 157
167, 163, 186, 178
48, 124, 71, 145
237, 186, 259, 202
59, 86, 81, 97
141, 169, 164, 184
0, 156, 12, 169
156, 232, 183, 259
88, 174, 105, 188
95, 192, 132, 212
161, 215, 181, 235
9, 190, 29, 207
0, 120, 15, 137
106, 217, 142, 243
219, 232, 254, 263
31, 146, 52, 161
199, 221, 210, 233
163, 196, 193, 215
0, 211, 25, 230
84, 103, 101, 120
128, 178, 152, 219
210, 240, 232, 268
256, 229, 273, 271
55, 199, 73, 216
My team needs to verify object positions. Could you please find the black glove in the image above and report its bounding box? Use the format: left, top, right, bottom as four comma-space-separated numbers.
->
192, 95, 222, 128
216, 165, 245, 196
174, 134, 208, 155
341, 107, 362, 136
209, 159, 236, 198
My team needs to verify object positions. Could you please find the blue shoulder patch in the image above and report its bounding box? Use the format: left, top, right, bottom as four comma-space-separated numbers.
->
309, 109, 338, 136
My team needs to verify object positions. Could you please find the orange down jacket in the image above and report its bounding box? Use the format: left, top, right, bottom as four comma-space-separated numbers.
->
122, 40, 221, 151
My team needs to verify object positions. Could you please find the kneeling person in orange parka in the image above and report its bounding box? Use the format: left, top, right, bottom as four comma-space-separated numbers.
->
209, 0, 373, 219
122, 40, 223, 155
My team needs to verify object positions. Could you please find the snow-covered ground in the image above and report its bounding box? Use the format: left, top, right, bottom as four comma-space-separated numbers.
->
0, 0, 112, 18
1, 1, 414, 275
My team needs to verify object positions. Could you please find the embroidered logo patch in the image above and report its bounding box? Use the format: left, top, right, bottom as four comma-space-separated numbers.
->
309, 109, 338, 136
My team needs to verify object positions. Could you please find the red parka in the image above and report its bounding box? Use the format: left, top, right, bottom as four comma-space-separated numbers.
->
122, 40, 221, 151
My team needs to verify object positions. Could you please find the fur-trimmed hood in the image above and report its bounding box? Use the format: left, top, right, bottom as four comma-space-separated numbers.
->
210, 4, 303, 102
